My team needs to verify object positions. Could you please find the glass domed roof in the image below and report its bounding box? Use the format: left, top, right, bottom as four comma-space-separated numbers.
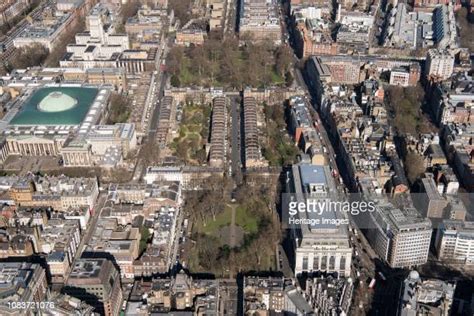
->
37, 91, 78, 112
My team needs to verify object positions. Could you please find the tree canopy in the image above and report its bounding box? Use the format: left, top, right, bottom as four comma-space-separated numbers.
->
167, 39, 294, 88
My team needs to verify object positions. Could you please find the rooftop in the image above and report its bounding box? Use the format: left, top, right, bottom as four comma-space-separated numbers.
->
9, 87, 98, 126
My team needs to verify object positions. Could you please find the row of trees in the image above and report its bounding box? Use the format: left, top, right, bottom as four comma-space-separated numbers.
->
167, 38, 294, 88
184, 175, 227, 224
384, 85, 434, 135
384, 86, 436, 185
44, 17, 86, 67
262, 103, 299, 166
8, 44, 49, 70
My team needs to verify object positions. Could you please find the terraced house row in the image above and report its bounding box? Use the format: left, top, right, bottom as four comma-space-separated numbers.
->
243, 97, 262, 168
209, 97, 227, 168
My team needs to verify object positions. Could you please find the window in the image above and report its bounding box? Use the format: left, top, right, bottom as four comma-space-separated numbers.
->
329, 256, 335, 270
340, 256, 346, 271
302, 256, 308, 270
321, 255, 327, 270
313, 256, 319, 270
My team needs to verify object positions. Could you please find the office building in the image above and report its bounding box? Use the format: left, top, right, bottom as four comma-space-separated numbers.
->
416, 176, 448, 218
284, 285, 314, 315
126, 270, 219, 314
288, 163, 352, 277
0, 0, 31, 27
425, 49, 454, 80
65, 258, 123, 316
389, 64, 420, 87
430, 72, 474, 125
292, 7, 337, 58
47, 293, 95, 315
0, 263, 49, 316
367, 201, 432, 268
13, 5, 76, 50
58, 3, 159, 73
436, 220, 474, 265
7, 175, 99, 212
175, 28, 206, 46
433, 3, 457, 49
336, 10, 373, 53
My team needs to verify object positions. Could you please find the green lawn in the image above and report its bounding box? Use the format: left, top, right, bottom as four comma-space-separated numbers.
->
199, 206, 232, 234
198, 205, 260, 235
270, 70, 285, 85
235, 205, 259, 234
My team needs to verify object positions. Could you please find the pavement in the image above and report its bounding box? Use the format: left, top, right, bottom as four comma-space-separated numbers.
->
228, 203, 238, 247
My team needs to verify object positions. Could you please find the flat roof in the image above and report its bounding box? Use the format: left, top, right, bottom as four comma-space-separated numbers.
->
10, 87, 99, 126
300, 164, 327, 185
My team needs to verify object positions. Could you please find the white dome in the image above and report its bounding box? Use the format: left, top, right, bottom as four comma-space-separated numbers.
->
409, 270, 420, 280
38, 91, 78, 112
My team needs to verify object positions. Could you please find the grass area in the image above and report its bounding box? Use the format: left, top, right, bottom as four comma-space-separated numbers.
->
198, 206, 232, 235
198, 205, 259, 236
235, 205, 259, 234
170, 102, 210, 165
270, 70, 285, 85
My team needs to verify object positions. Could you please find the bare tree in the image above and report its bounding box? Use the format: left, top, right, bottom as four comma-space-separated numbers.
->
11, 44, 48, 69
45, 17, 86, 67
168, 0, 193, 25
404, 151, 426, 184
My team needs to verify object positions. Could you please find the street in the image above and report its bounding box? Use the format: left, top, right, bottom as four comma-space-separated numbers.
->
131, 37, 171, 182
229, 96, 243, 185
62, 193, 108, 284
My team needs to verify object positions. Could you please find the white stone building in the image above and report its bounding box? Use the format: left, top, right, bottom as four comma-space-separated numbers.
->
436, 219, 474, 265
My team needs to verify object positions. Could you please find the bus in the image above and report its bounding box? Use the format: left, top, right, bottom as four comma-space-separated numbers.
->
378, 272, 387, 281
369, 278, 376, 289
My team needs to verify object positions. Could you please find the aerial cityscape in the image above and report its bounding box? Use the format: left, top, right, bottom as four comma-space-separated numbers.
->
0, 0, 472, 315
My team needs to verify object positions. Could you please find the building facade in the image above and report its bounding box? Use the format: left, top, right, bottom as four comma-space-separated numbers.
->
288, 163, 352, 277
0, 263, 49, 316
436, 220, 474, 265
367, 201, 432, 268
65, 258, 123, 316
425, 49, 454, 80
